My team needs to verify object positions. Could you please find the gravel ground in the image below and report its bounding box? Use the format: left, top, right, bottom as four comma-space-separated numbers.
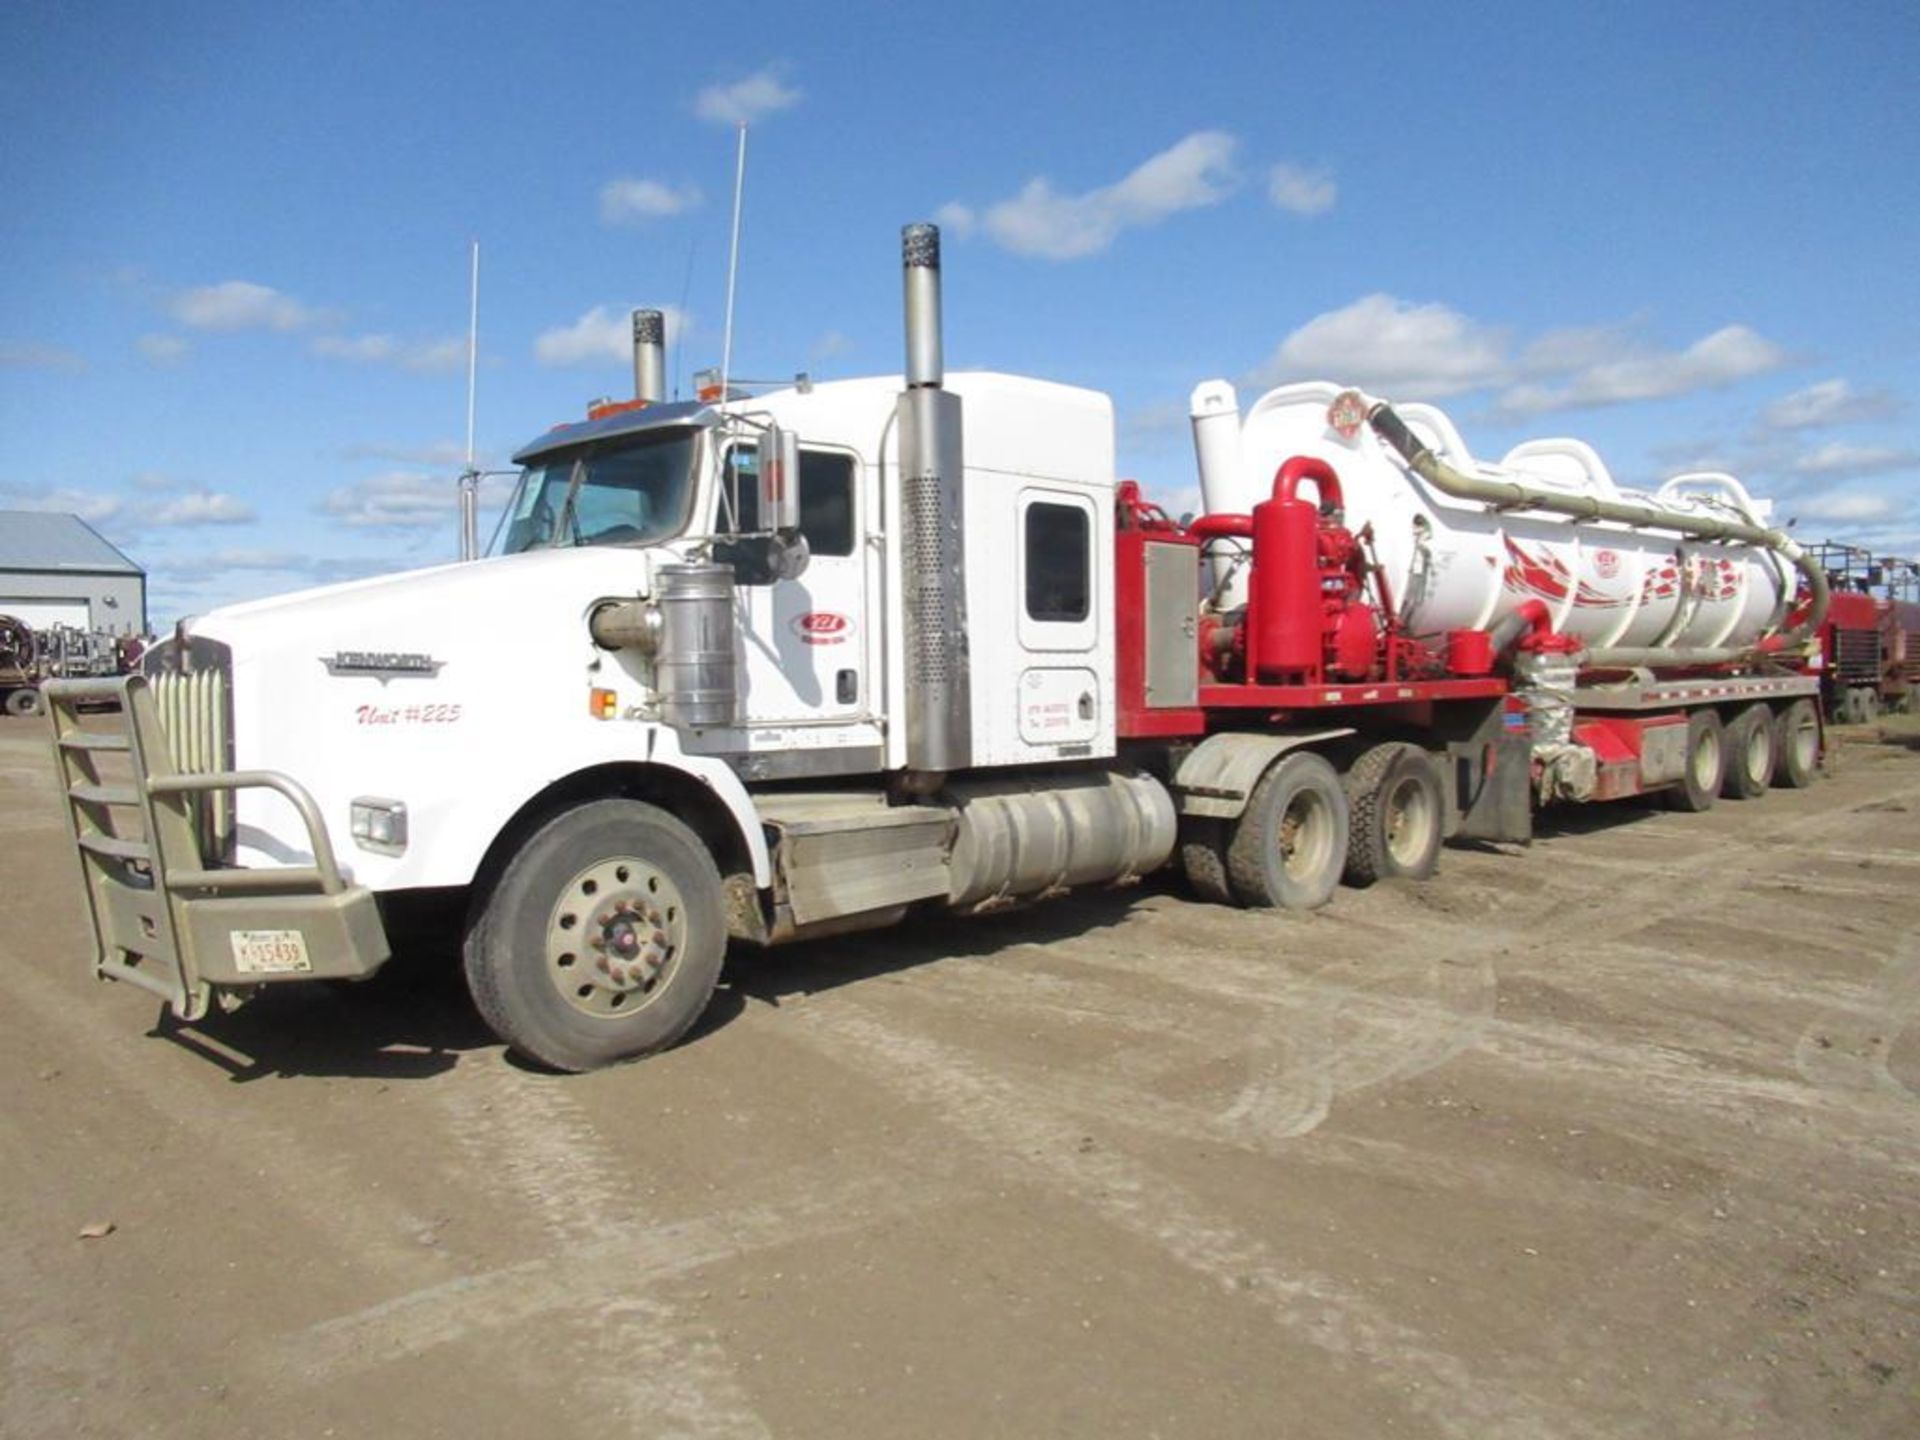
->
3, 712, 1917, 1439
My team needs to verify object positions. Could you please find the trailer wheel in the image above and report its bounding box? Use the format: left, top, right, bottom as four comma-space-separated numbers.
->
1179, 818, 1236, 905
1721, 704, 1776, 800
1772, 699, 1819, 789
463, 798, 727, 1072
4, 687, 41, 717
1666, 709, 1725, 813
1342, 743, 1443, 887
1226, 752, 1349, 910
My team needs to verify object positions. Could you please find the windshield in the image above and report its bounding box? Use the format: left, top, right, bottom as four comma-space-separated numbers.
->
494, 426, 699, 555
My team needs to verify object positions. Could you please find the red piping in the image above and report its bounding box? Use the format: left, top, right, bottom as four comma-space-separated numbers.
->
1189, 514, 1255, 541
1274, 455, 1344, 513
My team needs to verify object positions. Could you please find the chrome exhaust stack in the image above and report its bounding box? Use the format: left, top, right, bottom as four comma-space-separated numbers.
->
631, 308, 666, 403
896, 223, 971, 777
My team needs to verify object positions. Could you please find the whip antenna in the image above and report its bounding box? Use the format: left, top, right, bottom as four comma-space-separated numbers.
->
719, 124, 748, 404
459, 239, 481, 560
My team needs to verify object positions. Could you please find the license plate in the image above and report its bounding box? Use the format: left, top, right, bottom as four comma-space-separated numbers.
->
230, 929, 312, 975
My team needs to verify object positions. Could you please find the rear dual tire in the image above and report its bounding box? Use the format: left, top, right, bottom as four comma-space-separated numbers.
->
1342, 742, 1443, 887
1721, 704, 1776, 800
1225, 752, 1350, 910
1772, 698, 1819, 789
1666, 709, 1725, 813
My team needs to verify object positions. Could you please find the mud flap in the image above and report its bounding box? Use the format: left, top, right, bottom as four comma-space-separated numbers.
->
1452, 730, 1533, 844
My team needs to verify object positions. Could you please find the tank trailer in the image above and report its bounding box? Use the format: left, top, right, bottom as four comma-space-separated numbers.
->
47, 223, 1831, 1071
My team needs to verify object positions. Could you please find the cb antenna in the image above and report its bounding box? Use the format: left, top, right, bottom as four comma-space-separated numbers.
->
458, 238, 481, 560
718, 123, 748, 405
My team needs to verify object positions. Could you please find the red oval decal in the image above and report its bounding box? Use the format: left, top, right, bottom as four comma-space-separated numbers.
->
792, 612, 851, 645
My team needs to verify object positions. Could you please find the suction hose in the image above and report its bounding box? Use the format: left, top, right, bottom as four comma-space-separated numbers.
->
1364, 400, 1829, 668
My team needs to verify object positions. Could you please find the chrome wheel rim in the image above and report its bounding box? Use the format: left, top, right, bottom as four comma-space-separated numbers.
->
1279, 790, 1333, 881
546, 856, 685, 1019
1693, 729, 1722, 790
1790, 714, 1818, 772
1384, 774, 1435, 868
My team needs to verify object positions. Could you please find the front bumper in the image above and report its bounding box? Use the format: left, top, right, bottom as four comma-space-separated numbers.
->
46, 675, 391, 1021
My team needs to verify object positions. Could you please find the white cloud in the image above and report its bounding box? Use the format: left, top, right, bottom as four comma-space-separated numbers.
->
533, 304, 690, 369
1497, 325, 1786, 417
600, 177, 702, 224
1267, 162, 1336, 217
170, 280, 316, 332
1253, 293, 1509, 397
164, 547, 305, 573
0, 483, 121, 523
694, 66, 801, 126
932, 202, 977, 239
146, 490, 256, 526
808, 330, 853, 362
0, 479, 253, 529
316, 471, 512, 532
1515, 321, 1643, 376
1792, 442, 1920, 478
1789, 491, 1899, 523
320, 471, 461, 529
1252, 299, 1788, 418
137, 333, 189, 366
311, 333, 467, 374
1760, 378, 1899, 431
957, 131, 1241, 260
0, 341, 86, 371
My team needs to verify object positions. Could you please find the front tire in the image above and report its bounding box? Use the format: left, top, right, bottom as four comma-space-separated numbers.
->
464, 799, 727, 1072
4, 687, 41, 717
1226, 751, 1349, 910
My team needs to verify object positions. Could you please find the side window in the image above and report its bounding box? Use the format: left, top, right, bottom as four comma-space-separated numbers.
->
718, 444, 857, 581
1024, 501, 1090, 623
796, 451, 855, 557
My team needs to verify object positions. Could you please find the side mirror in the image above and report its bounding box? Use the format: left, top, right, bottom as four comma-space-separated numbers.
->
759, 424, 802, 534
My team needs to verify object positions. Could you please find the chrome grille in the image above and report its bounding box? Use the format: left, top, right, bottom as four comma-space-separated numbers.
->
149, 649, 234, 862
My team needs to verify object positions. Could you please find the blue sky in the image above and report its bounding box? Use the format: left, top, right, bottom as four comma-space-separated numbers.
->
3, 0, 1915, 625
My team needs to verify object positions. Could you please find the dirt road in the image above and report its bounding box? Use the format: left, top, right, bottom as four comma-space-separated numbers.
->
3, 713, 1917, 1439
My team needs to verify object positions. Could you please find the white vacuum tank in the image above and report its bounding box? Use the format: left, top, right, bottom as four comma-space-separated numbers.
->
1190, 379, 1795, 652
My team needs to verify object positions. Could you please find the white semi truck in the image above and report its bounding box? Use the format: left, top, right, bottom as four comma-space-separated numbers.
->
47, 224, 1828, 1071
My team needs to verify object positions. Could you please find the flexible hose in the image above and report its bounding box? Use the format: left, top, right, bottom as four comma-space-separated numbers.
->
1365, 402, 1829, 667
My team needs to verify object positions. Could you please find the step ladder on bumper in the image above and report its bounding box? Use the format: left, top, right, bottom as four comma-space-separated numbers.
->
46, 675, 389, 1021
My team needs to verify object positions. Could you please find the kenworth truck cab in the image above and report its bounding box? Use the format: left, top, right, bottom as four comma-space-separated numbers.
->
48, 224, 1177, 1071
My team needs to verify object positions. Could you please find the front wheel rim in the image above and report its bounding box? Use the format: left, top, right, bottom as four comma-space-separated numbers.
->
546, 856, 686, 1018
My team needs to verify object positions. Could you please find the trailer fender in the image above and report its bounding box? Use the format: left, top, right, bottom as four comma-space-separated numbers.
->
1172, 729, 1356, 820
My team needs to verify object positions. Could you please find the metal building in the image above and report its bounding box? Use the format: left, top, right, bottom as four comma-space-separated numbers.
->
0, 511, 147, 635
